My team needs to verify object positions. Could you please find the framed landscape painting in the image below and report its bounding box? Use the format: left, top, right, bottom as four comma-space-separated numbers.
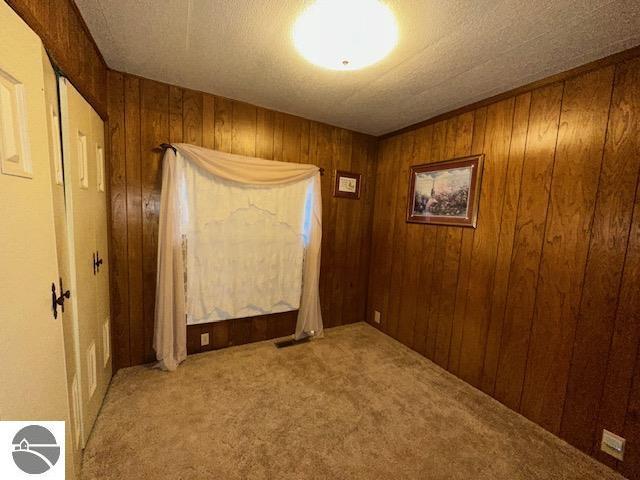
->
406, 154, 484, 228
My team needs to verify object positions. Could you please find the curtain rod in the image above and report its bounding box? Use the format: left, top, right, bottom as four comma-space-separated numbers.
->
157, 143, 324, 175
159, 143, 177, 154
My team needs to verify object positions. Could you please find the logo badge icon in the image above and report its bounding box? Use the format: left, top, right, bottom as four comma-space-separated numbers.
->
11, 425, 61, 474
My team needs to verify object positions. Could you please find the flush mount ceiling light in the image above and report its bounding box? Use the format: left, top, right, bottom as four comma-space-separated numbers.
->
293, 0, 398, 71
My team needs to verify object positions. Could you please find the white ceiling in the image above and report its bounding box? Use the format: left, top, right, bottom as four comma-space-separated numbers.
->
76, 0, 640, 136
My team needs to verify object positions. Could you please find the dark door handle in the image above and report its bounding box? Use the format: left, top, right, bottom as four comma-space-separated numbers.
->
93, 251, 104, 274
94, 250, 104, 274
51, 277, 71, 319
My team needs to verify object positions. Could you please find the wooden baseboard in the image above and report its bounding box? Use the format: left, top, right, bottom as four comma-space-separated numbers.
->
186, 310, 298, 355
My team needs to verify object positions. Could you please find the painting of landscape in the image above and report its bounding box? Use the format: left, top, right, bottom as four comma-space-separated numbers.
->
412, 166, 471, 216
406, 155, 483, 227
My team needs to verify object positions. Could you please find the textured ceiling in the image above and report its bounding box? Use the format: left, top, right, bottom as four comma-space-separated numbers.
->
75, 0, 640, 135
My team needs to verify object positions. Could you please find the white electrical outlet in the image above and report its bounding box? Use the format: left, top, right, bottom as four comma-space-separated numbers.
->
601, 429, 625, 461
201, 332, 210, 346
374, 310, 381, 324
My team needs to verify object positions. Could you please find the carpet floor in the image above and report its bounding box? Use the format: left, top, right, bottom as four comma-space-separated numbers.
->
82, 322, 624, 480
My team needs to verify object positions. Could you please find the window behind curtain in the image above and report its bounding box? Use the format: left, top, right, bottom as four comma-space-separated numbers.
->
179, 160, 313, 325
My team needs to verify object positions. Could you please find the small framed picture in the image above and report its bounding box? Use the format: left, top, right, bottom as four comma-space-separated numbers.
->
334, 170, 362, 199
406, 154, 484, 228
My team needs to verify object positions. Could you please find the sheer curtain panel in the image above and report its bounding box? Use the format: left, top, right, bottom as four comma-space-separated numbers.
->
154, 144, 323, 371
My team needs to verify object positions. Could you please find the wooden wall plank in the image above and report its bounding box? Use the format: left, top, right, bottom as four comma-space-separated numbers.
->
341, 134, 369, 325
425, 116, 457, 360
282, 114, 303, 163
386, 131, 416, 338
492, 84, 563, 410
124, 76, 145, 366
169, 86, 183, 143
353, 137, 378, 325
335, 131, 362, 326
202, 95, 215, 149
368, 137, 400, 333
411, 226, 438, 355
299, 120, 311, 165
140, 79, 169, 362
186, 325, 201, 355
366, 145, 385, 325
433, 113, 474, 367
407, 125, 438, 355
106, 71, 130, 370
421, 121, 448, 358
229, 318, 253, 346
214, 97, 232, 153
272, 112, 285, 161
232, 101, 257, 156
47, 0, 70, 67
448, 108, 487, 374
256, 108, 275, 159
457, 98, 515, 387
183, 90, 203, 146
426, 117, 462, 360
317, 125, 338, 324
520, 67, 614, 433
327, 129, 353, 328
480, 92, 532, 394
396, 126, 432, 347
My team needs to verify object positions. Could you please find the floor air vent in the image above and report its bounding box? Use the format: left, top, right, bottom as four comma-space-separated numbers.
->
274, 336, 311, 349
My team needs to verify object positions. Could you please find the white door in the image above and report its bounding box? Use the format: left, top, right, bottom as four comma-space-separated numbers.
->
0, 2, 74, 478
59, 78, 112, 446
92, 107, 112, 381
42, 51, 83, 477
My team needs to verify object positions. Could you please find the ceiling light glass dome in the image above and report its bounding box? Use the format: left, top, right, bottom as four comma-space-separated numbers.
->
293, 0, 398, 71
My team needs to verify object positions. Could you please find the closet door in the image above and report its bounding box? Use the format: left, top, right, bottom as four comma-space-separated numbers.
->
59, 78, 110, 446
92, 104, 112, 393
0, 3, 72, 477
42, 50, 82, 477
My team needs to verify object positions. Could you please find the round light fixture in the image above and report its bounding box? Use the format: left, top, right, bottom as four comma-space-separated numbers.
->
293, 0, 398, 71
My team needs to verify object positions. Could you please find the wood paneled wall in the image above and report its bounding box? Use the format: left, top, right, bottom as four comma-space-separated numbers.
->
107, 71, 377, 369
368, 56, 640, 478
6, 0, 108, 118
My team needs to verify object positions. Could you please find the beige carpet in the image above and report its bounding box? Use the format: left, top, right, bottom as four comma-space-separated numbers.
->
82, 322, 624, 480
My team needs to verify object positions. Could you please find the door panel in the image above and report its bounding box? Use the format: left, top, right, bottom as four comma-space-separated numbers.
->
60, 78, 110, 445
42, 50, 83, 477
0, 2, 73, 478
93, 112, 112, 379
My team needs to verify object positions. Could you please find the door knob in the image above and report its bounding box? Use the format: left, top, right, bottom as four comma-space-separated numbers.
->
51, 277, 71, 319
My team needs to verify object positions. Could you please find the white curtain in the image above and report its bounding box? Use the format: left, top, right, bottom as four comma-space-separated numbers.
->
182, 160, 311, 324
154, 143, 323, 371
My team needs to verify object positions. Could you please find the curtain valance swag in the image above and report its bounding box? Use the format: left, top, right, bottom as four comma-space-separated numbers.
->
154, 144, 323, 371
